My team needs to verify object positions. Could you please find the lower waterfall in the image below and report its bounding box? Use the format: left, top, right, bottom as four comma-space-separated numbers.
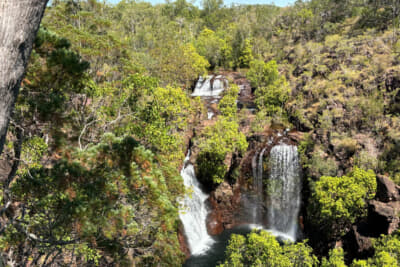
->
267, 144, 301, 241
179, 151, 214, 255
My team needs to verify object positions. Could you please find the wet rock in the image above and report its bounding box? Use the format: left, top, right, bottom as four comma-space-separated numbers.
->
376, 174, 400, 202
206, 181, 240, 235
178, 224, 191, 259
207, 210, 224, 235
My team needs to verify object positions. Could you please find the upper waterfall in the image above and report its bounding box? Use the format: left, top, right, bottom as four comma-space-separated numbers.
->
191, 75, 227, 97
267, 144, 301, 241
179, 151, 214, 255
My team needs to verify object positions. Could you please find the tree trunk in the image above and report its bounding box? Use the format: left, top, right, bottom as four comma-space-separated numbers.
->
0, 0, 48, 154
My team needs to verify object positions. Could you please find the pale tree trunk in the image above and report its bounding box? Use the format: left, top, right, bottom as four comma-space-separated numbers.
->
0, 0, 48, 154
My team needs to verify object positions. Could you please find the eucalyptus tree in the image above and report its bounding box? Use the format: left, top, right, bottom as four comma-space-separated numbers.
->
0, 0, 48, 154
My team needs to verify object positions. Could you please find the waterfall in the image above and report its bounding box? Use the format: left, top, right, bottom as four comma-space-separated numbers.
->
256, 147, 268, 195
250, 147, 268, 224
179, 151, 214, 255
267, 144, 301, 241
191, 75, 226, 97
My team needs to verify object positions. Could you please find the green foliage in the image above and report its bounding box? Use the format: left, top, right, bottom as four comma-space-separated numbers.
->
5, 134, 184, 266
238, 38, 254, 68
250, 109, 271, 133
19, 136, 48, 174
196, 117, 247, 185
298, 133, 314, 168
370, 231, 400, 266
133, 85, 196, 162
283, 240, 320, 267
349, 232, 400, 266
220, 230, 318, 267
246, 59, 290, 117
153, 42, 209, 88
321, 248, 346, 267
351, 259, 369, 267
20, 27, 90, 123
247, 59, 279, 88
354, 150, 379, 172
255, 75, 290, 116
195, 28, 229, 68
218, 84, 240, 119
196, 151, 228, 185
310, 167, 377, 238
198, 117, 248, 157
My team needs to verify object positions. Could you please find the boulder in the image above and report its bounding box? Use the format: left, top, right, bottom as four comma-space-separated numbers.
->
375, 174, 400, 202
214, 181, 234, 201
343, 224, 373, 259
368, 200, 400, 235
207, 210, 224, 235
206, 181, 240, 235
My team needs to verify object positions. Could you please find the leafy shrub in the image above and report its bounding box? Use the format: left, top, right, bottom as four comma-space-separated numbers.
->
309, 167, 377, 238
219, 230, 319, 267
218, 84, 240, 119
255, 76, 290, 117
196, 117, 247, 185
247, 59, 279, 89
321, 248, 346, 267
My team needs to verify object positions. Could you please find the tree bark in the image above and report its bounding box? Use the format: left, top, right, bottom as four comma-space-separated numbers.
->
0, 0, 48, 154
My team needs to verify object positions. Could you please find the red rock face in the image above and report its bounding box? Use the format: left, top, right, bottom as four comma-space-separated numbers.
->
207, 207, 224, 235
178, 224, 191, 259
206, 181, 241, 235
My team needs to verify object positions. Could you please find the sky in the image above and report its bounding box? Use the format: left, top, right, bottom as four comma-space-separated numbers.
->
106, 0, 295, 7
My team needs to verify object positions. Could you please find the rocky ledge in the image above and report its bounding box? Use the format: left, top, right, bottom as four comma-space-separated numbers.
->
343, 174, 400, 260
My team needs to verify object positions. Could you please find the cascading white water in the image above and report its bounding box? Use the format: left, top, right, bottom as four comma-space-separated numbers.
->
179, 151, 214, 255
267, 144, 301, 241
191, 75, 227, 97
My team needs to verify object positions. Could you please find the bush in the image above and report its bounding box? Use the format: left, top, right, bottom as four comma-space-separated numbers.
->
218, 84, 240, 119
255, 75, 290, 117
321, 248, 346, 267
246, 59, 279, 89
309, 167, 377, 238
196, 117, 247, 185
246, 59, 290, 117
219, 230, 319, 267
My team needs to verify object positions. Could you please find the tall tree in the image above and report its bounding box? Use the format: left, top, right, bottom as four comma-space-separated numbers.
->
0, 0, 48, 154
